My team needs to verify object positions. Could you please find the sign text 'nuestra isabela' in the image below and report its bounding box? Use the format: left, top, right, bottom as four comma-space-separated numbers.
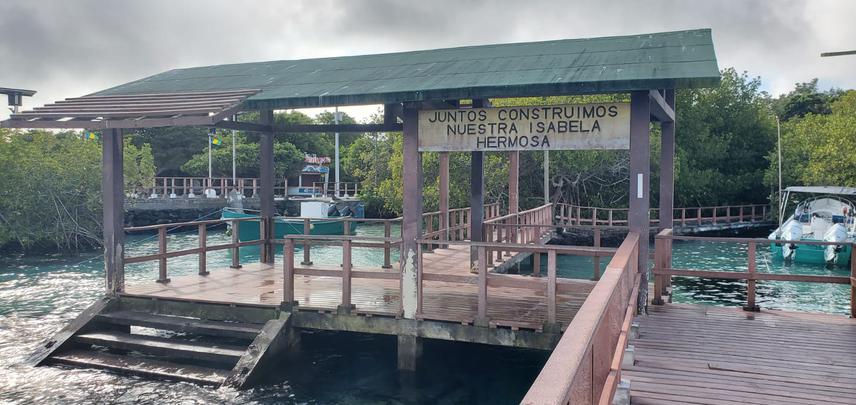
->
417, 103, 630, 152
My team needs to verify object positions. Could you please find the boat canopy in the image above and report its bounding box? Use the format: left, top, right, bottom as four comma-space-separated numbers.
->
785, 186, 856, 196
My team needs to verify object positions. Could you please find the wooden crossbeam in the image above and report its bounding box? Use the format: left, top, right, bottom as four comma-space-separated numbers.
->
648, 89, 675, 123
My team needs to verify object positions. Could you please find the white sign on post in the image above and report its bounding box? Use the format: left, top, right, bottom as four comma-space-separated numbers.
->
417, 102, 630, 152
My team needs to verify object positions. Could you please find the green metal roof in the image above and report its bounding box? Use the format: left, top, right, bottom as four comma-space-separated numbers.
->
95, 29, 720, 110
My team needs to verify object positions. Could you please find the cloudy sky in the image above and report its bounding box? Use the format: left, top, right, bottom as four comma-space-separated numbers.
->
1, 0, 854, 121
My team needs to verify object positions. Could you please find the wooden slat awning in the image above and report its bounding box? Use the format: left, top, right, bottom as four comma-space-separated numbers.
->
1, 89, 260, 129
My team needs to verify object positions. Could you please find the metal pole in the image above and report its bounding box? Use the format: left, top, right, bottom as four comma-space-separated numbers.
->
543, 150, 550, 204
232, 116, 237, 193
334, 107, 341, 197
208, 129, 213, 193
777, 115, 783, 231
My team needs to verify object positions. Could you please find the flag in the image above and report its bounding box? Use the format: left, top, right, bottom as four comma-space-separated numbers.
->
211, 136, 222, 146
83, 131, 98, 141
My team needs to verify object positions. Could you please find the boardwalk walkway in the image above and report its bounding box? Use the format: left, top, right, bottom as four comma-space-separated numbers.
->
624, 303, 856, 405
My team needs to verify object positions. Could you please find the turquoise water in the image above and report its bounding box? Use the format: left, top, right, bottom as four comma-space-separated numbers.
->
1, 226, 851, 403
0, 224, 545, 404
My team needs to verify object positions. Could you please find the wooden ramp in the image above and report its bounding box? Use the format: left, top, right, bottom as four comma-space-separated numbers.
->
624, 304, 856, 405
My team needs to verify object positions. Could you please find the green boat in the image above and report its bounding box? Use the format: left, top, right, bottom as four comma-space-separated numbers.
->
768, 186, 856, 265
222, 199, 359, 241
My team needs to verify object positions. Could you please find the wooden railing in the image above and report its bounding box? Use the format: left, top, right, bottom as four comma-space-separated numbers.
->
123, 217, 264, 283
311, 181, 360, 197
134, 176, 289, 199
422, 202, 502, 245
652, 228, 856, 316
279, 234, 403, 314
415, 239, 616, 328
522, 232, 641, 404
556, 203, 771, 227
483, 203, 554, 267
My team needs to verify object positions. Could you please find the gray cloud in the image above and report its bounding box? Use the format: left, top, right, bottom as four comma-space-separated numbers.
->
1, 0, 854, 120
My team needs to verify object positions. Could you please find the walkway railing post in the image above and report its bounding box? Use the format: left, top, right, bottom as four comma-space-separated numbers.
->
382, 220, 392, 269
302, 218, 312, 265
340, 239, 353, 314
593, 227, 602, 281
157, 227, 169, 283
282, 239, 295, 310
744, 241, 760, 311
850, 244, 855, 318
230, 220, 241, 269
546, 249, 557, 330
198, 223, 209, 276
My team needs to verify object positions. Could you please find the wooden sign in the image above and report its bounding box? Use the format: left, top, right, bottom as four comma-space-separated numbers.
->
417, 103, 630, 152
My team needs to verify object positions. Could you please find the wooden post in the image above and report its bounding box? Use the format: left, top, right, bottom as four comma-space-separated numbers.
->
259, 109, 275, 264
198, 224, 209, 276
593, 227, 602, 281
282, 239, 295, 310
629, 91, 651, 310
509, 150, 520, 216
102, 128, 124, 293
231, 220, 241, 269
546, 249, 557, 328
382, 220, 392, 269
470, 150, 484, 263
533, 250, 541, 276
850, 244, 855, 318
340, 239, 353, 313
652, 235, 665, 305
476, 246, 488, 326
744, 241, 760, 311
400, 103, 422, 319
659, 89, 676, 231
425, 214, 434, 252
157, 227, 169, 283
439, 151, 450, 246
302, 218, 312, 265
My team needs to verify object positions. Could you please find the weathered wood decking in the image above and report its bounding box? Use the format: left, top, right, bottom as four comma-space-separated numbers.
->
125, 243, 594, 331
624, 303, 856, 405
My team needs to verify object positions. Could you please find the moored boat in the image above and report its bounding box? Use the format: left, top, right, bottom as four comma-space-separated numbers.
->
768, 186, 856, 265
222, 198, 361, 241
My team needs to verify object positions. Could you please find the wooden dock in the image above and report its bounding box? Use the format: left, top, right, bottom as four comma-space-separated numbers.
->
624, 303, 856, 405
124, 242, 595, 332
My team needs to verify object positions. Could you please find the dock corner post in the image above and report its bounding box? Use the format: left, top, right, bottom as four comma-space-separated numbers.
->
338, 239, 354, 314
397, 334, 423, 372
102, 128, 125, 294
198, 223, 209, 275
652, 235, 665, 305
476, 246, 489, 327
281, 238, 297, 312
230, 220, 241, 269
743, 241, 760, 312
593, 227, 602, 281
259, 109, 275, 265
400, 102, 422, 320
659, 89, 676, 231
630, 90, 652, 311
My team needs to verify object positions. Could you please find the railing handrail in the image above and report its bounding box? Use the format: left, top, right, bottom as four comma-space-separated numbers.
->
522, 232, 640, 404
485, 203, 552, 224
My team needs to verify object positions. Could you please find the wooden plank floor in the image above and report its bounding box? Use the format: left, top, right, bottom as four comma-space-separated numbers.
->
624, 303, 856, 405
125, 242, 593, 330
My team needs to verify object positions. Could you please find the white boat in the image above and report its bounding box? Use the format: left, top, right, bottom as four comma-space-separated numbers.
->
768, 186, 856, 265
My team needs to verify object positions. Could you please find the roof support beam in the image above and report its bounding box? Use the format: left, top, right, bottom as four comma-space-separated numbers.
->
649, 89, 675, 123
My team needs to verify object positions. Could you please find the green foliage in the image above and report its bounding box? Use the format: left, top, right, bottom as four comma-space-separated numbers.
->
674, 68, 776, 206
128, 127, 208, 176
180, 131, 304, 179
766, 90, 856, 188
0, 130, 154, 252
772, 79, 842, 121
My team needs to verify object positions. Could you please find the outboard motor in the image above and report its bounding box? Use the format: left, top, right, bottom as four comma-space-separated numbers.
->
781, 220, 803, 261
823, 223, 847, 263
